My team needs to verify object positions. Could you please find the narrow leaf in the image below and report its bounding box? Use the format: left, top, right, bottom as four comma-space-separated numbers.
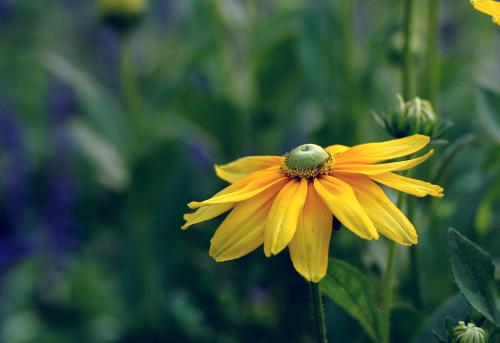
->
448, 228, 498, 325
42, 52, 130, 153
320, 258, 381, 342
71, 120, 129, 191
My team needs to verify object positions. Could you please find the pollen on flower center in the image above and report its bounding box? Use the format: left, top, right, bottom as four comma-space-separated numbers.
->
281, 144, 333, 179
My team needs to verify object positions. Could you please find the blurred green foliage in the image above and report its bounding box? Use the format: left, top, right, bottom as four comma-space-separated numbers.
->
0, 0, 499, 342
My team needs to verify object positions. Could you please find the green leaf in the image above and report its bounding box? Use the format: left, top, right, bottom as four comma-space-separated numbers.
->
447, 228, 499, 325
320, 258, 382, 342
476, 85, 500, 144
42, 52, 130, 155
71, 120, 129, 191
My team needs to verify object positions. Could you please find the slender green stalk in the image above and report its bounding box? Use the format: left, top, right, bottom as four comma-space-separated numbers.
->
381, 192, 407, 343
425, 0, 440, 105
120, 35, 143, 151
309, 282, 328, 343
401, 0, 415, 99
340, 0, 359, 143
407, 196, 423, 309
381, 241, 396, 343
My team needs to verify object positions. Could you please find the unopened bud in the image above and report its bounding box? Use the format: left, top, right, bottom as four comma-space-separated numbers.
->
452, 321, 487, 343
373, 94, 450, 139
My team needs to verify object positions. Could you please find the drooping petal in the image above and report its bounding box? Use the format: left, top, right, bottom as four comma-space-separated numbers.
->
333, 150, 434, 175
369, 172, 444, 198
215, 156, 283, 183
335, 134, 430, 164
188, 169, 288, 209
337, 174, 417, 245
264, 178, 308, 257
288, 183, 333, 282
209, 184, 282, 261
325, 144, 349, 156
313, 176, 378, 240
182, 203, 235, 230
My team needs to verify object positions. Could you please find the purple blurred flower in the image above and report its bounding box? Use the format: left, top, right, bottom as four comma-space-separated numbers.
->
0, 0, 14, 22
185, 135, 215, 171
0, 106, 31, 273
0, 107, 28, 233
154, 0, 174, 28
43, 83, 79, 251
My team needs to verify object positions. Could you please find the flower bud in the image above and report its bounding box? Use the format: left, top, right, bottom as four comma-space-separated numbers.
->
373, 94, 450, 139
97, 0, 147, 33
452, 321, 487, 343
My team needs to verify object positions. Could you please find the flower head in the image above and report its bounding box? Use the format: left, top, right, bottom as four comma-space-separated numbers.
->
470, 0, 500, 25
453, 321, 487, 343
183, 135, 443, 282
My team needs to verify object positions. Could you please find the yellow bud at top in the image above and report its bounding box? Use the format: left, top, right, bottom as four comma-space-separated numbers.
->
97, 0, 148, 33
98, 0, 147, 15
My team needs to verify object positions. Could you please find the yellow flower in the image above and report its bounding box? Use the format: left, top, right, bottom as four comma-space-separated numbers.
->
470, 0, 500, 25
182, 135, 443, 282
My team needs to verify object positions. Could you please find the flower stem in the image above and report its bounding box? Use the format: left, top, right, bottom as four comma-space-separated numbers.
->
407, 197, 423, 309
401, 0, 415, 99
425, 0, 440, 105
381, 241, 396, 343
309, 282, 328, 343
381, 193, 406, 343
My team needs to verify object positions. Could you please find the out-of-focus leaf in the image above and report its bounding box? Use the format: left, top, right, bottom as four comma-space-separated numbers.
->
71, 120, 129, 191
42, 52, 130, 155
320, 258, 382, 342
475, 174, 500, 237
448, 228, 498, 325
476, 85, 500, 144
415, 294, 469, 343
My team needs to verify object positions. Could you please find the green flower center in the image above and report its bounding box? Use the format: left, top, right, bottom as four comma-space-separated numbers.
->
281, 144, 333, 179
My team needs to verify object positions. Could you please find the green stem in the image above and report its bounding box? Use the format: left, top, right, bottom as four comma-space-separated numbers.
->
381, 241, 396, 343
406, 196, 423, 309
425, 0, 440, 105
409, 246, 423, 308
402, 0, 415, 99
120, 35, 143, 151
381, 193, 406, 343
309, 282, 328, 343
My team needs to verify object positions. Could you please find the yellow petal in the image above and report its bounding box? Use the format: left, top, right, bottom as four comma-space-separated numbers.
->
215, 156, 283, 183
264, 179, 308, 257
369, 172, 444, 198
337, 174, 417, 245
471, 0, 500, 15
334, 150, 434, 175
188, 169, 288, 209
313, 176, 379, 240
335, 134, 430, 164
209, 184, 281, 261
325, 144, 349, 156
182, 203, 234, 230
288, 183, 333, 282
